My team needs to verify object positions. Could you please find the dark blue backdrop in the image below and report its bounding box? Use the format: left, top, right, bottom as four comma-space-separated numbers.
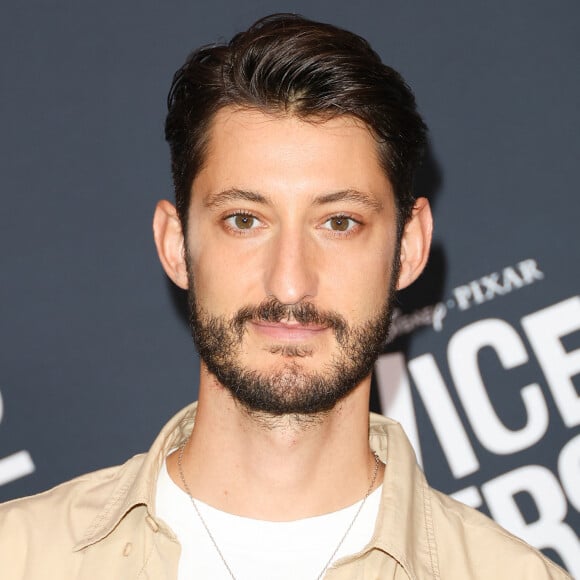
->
1, 1, 578, 575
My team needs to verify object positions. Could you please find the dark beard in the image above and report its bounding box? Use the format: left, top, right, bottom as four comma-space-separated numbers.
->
187, 267, 399, 417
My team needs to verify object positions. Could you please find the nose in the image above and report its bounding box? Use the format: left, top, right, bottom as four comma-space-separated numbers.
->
264, 226, 318, 305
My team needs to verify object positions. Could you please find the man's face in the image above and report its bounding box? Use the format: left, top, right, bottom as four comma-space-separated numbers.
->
185, 107, 400, 416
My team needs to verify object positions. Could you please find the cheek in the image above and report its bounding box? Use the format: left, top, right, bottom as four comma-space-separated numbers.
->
187, 233, 265, 314
189, 253, 237, 313
323, 241, 396, 318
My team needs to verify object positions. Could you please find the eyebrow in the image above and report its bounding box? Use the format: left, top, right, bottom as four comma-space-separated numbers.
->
204, 188, 270, 209
203, 187, 383, 212
314, 189, 384, 212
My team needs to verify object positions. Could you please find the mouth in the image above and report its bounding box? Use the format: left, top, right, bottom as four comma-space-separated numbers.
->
250, 320, 329, 342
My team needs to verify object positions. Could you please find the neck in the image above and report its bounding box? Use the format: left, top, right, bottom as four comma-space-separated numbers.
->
167, 365, 383, 521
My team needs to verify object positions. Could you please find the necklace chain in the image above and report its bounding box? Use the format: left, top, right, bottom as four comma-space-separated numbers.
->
177, 442, 381, 580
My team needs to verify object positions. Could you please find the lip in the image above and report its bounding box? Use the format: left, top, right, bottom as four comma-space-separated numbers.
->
250, 321, 329, 341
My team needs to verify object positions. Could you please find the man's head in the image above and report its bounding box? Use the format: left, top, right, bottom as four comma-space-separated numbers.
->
154, 15, 432, 418
165, 13, 427, 236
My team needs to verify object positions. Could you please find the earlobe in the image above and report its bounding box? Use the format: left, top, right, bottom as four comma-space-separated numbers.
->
152, 200, 189, 289
396, 197, 433, 290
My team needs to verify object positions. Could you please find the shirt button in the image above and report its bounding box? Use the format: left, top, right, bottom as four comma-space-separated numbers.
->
123, 542, 133, 557
145, 515, 160, 532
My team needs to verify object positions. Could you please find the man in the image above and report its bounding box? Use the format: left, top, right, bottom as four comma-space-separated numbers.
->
0, 13, 571, 579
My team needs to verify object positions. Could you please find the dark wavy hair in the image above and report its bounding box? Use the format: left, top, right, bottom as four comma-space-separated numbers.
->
165, 14, 427, 234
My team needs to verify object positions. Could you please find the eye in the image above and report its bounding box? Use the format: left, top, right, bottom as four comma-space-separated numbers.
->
322, 215, 360, 233
224, 212, 262, 232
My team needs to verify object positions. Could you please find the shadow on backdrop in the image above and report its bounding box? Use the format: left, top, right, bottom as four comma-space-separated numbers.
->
370, 141, 445, 412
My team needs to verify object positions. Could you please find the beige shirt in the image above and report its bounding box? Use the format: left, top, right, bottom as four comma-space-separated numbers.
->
0, 403, 570, 579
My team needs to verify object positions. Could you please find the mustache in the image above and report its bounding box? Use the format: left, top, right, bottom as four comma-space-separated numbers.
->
232, 297, 348, 342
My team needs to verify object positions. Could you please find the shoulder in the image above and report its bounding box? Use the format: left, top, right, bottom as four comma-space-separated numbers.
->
0, 454, 146, 562
368, 413, 570, 578
427, 484, 571, 579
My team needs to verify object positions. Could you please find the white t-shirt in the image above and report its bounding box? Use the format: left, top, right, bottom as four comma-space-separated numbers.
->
155, 459, 382, 580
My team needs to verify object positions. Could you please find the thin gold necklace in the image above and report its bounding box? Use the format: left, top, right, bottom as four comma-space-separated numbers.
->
177, 442, 381, 580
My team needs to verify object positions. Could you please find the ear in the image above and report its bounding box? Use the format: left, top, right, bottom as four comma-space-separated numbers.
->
396, 197, 433, 290
152, 200, 189, 289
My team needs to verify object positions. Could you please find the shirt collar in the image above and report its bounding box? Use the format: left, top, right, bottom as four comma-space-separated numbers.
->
367, 412, 439, 578
77, 404, 439, 578
75, 402, 198, 550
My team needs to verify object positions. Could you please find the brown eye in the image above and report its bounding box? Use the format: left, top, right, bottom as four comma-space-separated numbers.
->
234, 214, 255, 229
329, 217, 350, 231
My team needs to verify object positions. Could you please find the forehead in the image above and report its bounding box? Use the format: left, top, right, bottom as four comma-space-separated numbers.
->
192, 106, 393, 203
